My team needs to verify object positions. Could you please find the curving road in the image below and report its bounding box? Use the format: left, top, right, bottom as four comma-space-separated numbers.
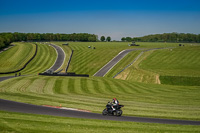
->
0, 99, 200, 125
0, 76, 16, 82
94, 47, 174, 77
94, 48, 145, 77
48, 44, 65, 72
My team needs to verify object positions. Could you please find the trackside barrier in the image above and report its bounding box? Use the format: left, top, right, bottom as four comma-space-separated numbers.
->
0, 43, 38, 74
65, 49, 73, 72
39, 72, 89, 77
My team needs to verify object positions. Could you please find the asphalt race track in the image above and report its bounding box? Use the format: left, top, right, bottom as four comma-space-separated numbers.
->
48, 44, 65, 71
0, 99, 200, 125
94, 49, 144, 77
0, 76, 16, 82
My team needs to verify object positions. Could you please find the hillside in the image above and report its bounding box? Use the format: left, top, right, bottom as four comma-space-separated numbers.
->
0, 42, 200, 132
115, 43, 200, 85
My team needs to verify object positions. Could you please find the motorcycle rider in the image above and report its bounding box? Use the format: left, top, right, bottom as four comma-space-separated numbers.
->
111, 98, 119, 111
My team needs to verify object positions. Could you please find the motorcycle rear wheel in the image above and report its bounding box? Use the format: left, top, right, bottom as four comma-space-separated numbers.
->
117, 110, 122, 116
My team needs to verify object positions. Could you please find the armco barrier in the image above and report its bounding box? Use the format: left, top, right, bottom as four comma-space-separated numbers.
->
0, 43, 38, 74
65, 49, 73, 72
39, 72, 89, 77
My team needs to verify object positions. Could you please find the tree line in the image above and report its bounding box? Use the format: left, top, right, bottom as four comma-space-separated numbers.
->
0, 32, 98, 49
100, 36, 111, 42
121, 33, 200, 42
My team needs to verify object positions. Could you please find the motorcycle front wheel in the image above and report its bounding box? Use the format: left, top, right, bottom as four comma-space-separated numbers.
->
102, 109, 108, 115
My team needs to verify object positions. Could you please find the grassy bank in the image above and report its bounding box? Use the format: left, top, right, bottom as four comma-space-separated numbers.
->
116, 44, 200, 84
0, 42, 35, 73
0, 43, 57, 76
67, 42, 182, 76
1, 111, 200, 133
67, 42, 134, 75
19, 43, 57, 75
0, 76, 199, 120
139, 45, 200, 76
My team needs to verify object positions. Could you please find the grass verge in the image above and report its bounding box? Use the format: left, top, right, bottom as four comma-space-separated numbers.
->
0, 111, 200, 133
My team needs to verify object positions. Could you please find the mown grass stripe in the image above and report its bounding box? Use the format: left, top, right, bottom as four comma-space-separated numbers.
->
1, 77, 27, 93
139, 46, 200, 77
20, 44, 46, 74
68, 78, 75, 94
28, 79, 46, 93
43, 77, 56, 94
91, 79, 102, 94
15, 79, 32, 93
54, 79, 62, 94
80, 78, 90, 94
74, 78, 82, 94
31, 44, 49, 72
0, 43, 35, 73
59, 78, 68, 94
111, 80, 131, 94
20, 43, 56, 75
100, 79, 116, 94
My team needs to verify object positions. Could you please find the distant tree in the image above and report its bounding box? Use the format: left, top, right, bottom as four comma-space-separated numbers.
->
0, 36, 5, 48
125, 37, 132, 42
106, 36, 111, 42
198, 34, 200, 42
88, 36, 96, 42
130, 33, 199, 42
100, 36, 105, 41
121, 37, 126, 42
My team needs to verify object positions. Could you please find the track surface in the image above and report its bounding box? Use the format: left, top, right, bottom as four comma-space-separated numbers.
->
48, 44, 65, 71
94, 49, 144, 77
0, 99, 200, 125
0, 76, 15, 82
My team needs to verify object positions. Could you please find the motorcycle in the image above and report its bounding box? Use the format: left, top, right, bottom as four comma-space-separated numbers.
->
102, 102, 124, 116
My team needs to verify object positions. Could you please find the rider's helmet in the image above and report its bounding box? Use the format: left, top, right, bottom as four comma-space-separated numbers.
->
112, 98, 117, 103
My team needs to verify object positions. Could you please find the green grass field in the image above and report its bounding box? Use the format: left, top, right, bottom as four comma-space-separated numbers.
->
0, 75, 199, 120
0, 42, 57, 76
0, 42, 200, 132
139, 45, 200, 77
160, 76, 200, 86
0, 42, 35, 73
1, 111, 200, 133
115, 50, 163, 83
66, 42, 182, 76
115, 44, 200, 85
66, 42, 134, 75
19, 42, 57, 75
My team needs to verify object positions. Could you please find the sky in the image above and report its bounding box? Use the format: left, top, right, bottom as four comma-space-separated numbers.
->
0, 0, 200, 40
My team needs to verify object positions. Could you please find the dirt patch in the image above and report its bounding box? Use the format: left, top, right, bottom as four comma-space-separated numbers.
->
115, 70, 130, 80
156, 75, 161, 84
